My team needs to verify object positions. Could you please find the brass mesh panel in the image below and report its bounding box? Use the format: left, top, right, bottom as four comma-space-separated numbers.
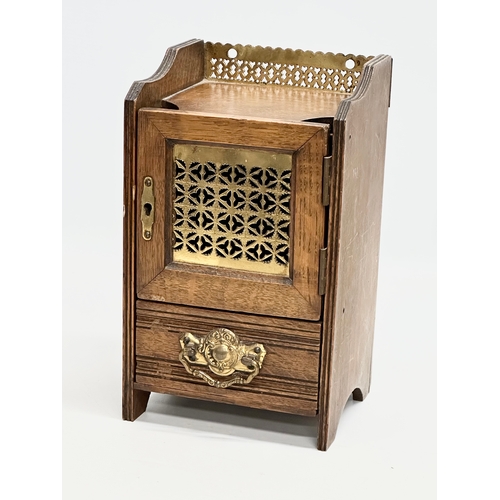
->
172, 144, 292, 276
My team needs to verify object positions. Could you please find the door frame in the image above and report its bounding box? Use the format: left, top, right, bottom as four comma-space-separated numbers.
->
136, 109, 328, 320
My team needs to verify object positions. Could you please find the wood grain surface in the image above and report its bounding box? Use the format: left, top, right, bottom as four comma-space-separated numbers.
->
317, 55, 393, 450
163, 80, 349, 121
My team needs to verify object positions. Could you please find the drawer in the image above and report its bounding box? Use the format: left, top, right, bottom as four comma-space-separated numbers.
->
134, 300, 321, 416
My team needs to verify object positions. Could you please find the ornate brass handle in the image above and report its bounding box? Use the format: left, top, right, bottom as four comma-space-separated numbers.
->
179, 328, 266, 388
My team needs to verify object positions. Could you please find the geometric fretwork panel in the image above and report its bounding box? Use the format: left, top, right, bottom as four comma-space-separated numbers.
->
208, 57, 362, 93
172, 144, 292, 276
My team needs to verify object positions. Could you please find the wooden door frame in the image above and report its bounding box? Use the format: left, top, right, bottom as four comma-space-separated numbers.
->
135, 109, 328, 320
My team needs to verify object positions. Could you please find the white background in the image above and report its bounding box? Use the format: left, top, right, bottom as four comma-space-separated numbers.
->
60, 1, 436, 498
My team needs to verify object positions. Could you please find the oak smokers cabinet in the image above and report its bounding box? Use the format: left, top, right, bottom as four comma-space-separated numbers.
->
123, 40, 392, 450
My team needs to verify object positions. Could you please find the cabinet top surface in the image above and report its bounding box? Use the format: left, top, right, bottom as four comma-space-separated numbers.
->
163, 80, 349, 122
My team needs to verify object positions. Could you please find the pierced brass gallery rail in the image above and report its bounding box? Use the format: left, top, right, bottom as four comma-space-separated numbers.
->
205, 42, 373, 94
179, 328, 266, 388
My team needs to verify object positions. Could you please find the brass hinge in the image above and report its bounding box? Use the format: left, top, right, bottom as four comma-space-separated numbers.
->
318, 248, 328, 295
322, 155, 332, 206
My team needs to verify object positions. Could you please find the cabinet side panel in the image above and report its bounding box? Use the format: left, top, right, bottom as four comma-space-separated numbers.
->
123, 98, 150, 419
127, 39, 205, 108
123, 40, 205, 420
318, 56, 393, 450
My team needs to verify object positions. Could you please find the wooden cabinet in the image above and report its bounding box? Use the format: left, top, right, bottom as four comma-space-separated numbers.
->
123, 40, 392, 450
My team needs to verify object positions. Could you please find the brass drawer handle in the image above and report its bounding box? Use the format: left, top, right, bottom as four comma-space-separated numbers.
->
179, 328, 266, 388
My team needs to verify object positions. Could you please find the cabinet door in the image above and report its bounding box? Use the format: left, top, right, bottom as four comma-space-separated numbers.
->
136, 109, 328, 320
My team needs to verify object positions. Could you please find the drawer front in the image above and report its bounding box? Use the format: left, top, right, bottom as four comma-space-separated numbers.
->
134, 300, 321, 416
